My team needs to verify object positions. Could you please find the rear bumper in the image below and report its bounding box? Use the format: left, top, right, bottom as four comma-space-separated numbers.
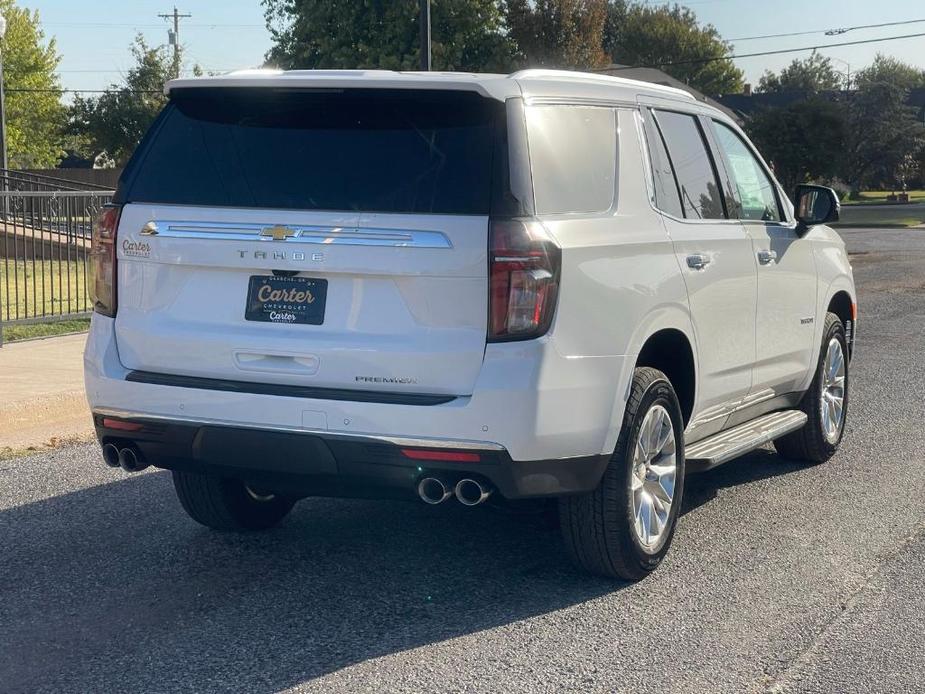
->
93, 412, 610, 500
85, 314, 628, 462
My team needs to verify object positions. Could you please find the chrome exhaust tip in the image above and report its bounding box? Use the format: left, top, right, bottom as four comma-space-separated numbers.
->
117, 446, 149, 473
455, 478, 491, 506
101, 443, 121, 468
418, 477, 453, 505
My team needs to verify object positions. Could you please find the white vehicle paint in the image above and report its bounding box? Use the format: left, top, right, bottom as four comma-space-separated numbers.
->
84, 69, 856, 578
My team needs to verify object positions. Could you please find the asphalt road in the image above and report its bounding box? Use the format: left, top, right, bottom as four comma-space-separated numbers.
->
2, 227, 924, 693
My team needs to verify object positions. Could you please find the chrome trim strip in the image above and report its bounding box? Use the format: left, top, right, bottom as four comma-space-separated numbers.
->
687, 389, 778, 431
93, 407, 506, 451
146, 220, 453, 248
525, 96, 637, 109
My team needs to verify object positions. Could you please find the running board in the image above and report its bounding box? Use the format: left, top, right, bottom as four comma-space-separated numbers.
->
685, 410, 808, 471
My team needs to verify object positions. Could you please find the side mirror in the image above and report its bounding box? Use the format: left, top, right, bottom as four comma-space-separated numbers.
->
793, 184, 840, 235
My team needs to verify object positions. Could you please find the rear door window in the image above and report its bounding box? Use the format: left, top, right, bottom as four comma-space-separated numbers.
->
121, 89, 502, 215
652, 110, 726, 220
641, 110, 684, 218
525, 105, 616, 215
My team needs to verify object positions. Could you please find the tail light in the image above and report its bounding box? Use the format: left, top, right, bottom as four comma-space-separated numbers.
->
90, 204, 121, 316
488, 218, 561, 341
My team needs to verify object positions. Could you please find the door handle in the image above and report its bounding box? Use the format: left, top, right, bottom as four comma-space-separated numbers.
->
686, 253, 711, 270
757, 249, 778, 265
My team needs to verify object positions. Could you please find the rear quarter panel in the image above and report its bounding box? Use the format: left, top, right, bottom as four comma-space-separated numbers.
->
540, 108, 696, 456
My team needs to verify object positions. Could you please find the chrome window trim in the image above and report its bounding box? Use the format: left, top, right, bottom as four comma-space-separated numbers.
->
524, 96, 637, 109
93, 407, 506, 451
141, 220, 453, 248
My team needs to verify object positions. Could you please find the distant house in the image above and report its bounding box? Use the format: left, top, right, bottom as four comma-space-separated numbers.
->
596, 64, 743, 124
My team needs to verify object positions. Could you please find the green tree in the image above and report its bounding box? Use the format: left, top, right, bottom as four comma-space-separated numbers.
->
0, 0, 65, 168
605, 2, 743, 96
854, 54, 925, 91
757, 53, 843, 93
746, 100, 846, 192
68, 36, 174, 166
843, 57, 925, 192
263, 0, 515, 72
506, 0, 609, 69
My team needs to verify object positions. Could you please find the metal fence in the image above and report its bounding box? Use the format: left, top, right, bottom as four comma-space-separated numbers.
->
0, 169, 114, 345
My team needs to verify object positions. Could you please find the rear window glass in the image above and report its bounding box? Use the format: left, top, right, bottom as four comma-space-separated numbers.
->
525, 105, 616, 215
121, 89, 501, 215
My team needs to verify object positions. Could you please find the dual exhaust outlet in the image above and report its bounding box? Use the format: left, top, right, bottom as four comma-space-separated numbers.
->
101, 443, 149, 473
417, 476, 492, 507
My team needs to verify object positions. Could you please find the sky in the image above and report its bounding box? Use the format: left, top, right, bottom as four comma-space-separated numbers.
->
18, 0, 925, 93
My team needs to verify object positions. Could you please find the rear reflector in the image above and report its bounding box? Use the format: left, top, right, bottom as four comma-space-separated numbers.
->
101, 418, 144, 432
401, 449, 481, 463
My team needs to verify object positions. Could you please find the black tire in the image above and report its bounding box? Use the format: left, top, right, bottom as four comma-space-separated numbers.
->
774, 312, 849, 464
172, 470, 296, 531
559, 367, 686, 580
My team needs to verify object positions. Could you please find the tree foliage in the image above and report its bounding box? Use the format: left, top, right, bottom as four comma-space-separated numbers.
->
748, 55, 925, 192
506, 0, 608, 69
0, 0, 65, 168
262, 0, 741, 91
68, 36, 174, 167
605, 2, 743, 96
757, 54, 843, 93
263, 0, 515, 72
842, 59, 925, 191
746, 100, 846, 192
854, 53, 925, 91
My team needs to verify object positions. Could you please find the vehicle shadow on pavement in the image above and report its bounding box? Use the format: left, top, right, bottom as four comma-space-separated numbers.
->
1, 449, 803, 692
682, 446, 806, 516
0, 470, 612, 692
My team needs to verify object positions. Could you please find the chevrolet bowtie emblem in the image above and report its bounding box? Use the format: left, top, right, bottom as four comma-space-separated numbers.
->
260, 225, 298, 241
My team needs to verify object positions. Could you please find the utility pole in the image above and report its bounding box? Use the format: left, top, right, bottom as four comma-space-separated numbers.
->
157, 6, 191, 79
419, 0, 431, 71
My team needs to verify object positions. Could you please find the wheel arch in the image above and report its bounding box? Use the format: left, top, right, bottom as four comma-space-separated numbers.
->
827, 289, 855, 359
634, 328, 696, 426
599, 304, 698, 457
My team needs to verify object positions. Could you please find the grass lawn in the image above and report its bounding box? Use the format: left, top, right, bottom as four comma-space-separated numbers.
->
842, 190, 925, 206
836, 203, 925, 228
1, 318, 91, 342
0, 259, 92, 323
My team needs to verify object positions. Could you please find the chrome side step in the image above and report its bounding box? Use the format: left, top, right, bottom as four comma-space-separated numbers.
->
685, 410, 808, 471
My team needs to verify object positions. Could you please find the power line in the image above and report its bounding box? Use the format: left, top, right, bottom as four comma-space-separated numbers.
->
729, 17, 925, 42
14, 26, 925, 94
608, 30, 925, 70
42, 22, 263, 28
5, 88, 162, 94
57, 68, 231, 74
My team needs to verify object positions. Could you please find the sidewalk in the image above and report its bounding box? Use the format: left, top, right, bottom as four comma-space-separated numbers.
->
0, 333, 92, 453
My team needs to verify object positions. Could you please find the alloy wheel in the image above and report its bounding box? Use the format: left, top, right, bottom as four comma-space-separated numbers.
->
630, 404, 677, 553
820, 337, 847, 444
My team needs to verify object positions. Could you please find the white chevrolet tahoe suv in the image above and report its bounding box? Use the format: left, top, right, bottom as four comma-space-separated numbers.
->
85, 69, 856, 580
